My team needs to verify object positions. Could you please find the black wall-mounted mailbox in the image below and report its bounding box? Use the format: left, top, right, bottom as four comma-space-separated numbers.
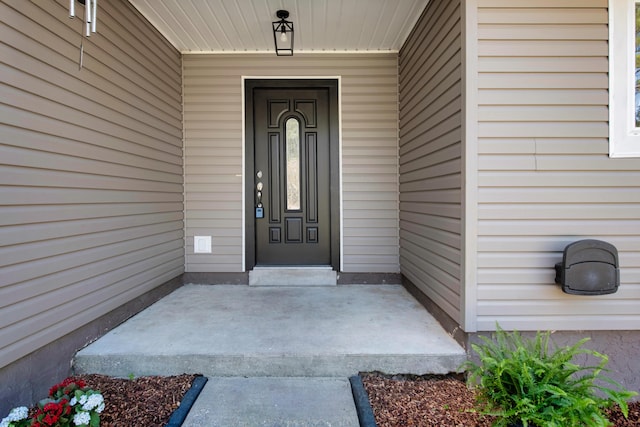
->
555, 239, 619, 295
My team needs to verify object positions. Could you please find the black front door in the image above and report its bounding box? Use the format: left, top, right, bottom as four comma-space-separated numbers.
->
246, 80, 338, 268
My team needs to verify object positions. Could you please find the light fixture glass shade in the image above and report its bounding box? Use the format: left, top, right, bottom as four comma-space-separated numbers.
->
272, 10, 294, 56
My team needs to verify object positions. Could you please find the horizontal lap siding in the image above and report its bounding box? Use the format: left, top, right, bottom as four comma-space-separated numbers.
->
399, 0, 463, 323
476, 0, 640, 330
0, 0, 183, 368
183, 54, 399, 273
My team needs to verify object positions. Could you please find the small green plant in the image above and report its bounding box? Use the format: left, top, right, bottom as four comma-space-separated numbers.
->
462, 325, 637, 427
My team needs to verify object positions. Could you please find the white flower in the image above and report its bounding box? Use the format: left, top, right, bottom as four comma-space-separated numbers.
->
73, 411, 91, 426
96, 402, 105, 414
79, 395, 88, 405
7, 407, 28, 421
69, 397, 77, 406
81, 393, 104, 411
1, 407, 29, 427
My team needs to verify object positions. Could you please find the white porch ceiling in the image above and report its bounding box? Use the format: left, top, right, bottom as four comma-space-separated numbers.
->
127, 0, 430, 54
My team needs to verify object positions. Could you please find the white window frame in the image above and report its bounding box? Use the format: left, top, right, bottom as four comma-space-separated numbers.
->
609, 0, 640, 157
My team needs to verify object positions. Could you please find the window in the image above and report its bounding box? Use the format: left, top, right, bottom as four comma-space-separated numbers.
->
609, 0, 640, 157
285, 118, 301, 210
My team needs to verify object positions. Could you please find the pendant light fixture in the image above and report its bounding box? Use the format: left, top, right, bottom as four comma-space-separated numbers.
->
272, 10, 294, 56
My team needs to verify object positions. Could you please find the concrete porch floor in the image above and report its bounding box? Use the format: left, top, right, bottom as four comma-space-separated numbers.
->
73, 283, 466, 378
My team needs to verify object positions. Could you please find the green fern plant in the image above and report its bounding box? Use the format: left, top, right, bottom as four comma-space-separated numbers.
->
462, 325, 637, 427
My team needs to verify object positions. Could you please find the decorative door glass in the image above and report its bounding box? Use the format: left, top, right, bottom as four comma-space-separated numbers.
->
285, 117, 301, 210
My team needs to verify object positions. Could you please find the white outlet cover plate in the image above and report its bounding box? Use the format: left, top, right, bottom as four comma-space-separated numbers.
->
194, 236, 212, 253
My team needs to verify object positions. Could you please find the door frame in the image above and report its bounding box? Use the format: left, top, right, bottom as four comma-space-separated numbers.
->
243, 78, 341, 271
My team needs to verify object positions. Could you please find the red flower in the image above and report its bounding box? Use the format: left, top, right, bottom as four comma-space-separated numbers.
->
42, 402, 57, 412
42, 413, 59, 425
48, 377, 86, 397
33, 398, 71, 426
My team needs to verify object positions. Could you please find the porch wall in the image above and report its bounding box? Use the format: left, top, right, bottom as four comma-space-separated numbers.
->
183, 54, 400, 273
398, 0, 464, 324
0, 0, 184, 405
474, 0, 640, 330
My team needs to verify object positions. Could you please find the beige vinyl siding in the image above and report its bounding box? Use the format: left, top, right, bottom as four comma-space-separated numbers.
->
0, 0, 183, 368
476, 0, 640, 330
399, 0, 463, 323
183, 54, 399, 273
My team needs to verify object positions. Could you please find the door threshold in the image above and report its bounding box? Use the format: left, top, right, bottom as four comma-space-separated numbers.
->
249, 267, 337, 286
252, 266, 333, 270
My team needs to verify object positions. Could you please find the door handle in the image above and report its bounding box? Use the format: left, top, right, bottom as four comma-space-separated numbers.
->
256, 182, 263, 204
255, 181, 264, 218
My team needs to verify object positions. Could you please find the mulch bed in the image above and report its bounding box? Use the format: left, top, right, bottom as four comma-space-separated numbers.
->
362, 372, 494, 426
78, 374, 197, 427
361, 372, 640, 427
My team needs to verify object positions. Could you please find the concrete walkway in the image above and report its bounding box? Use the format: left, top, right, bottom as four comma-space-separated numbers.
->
74, 284, 466, 425
182, 377, 359, 426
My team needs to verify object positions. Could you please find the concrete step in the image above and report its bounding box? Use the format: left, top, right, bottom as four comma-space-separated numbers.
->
73, 284, 466, 378
181, 377, 359, 427
249, 267, 337, 286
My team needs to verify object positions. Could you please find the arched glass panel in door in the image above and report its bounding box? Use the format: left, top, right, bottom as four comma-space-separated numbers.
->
285, 117, 301, 211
